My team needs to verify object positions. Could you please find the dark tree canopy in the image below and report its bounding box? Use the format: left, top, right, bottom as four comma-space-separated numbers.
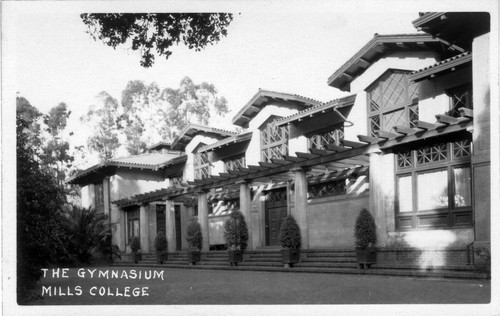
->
81, 13, 233, 67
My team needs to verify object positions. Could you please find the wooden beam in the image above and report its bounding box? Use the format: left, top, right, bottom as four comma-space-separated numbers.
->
340, 140, 367, 148
459, 108, 473, 118
310, 148, 334, 156
271, 158, 293, 165
296, 152, 321, 159
340, 72, 353, 81
217, 173, 234, 178
416, 120, 446, 130
435, 114, 459, 125
248, 165, 269, 171
227, 169, 248, 176
259, 161, 281, 168
393, 126, 426, 135
357, 135, 379, 144
283, 155, 307, 163
356, 58, 370, 68
376, 130, 401, 139
325, 144, 350, 152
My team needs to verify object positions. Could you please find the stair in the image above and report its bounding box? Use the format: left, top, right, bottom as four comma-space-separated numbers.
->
113, 249, 489, 280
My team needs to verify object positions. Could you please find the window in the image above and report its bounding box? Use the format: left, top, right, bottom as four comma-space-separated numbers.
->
261, 122, 289, 162
367, 70, 419, 136
447, 84, 473, 117
94, 182, 104, 213
308, 125, 344, 150
127, 208, 140, 243
308, 179, 346, 198
194, 151, 211, 179
395, 138, 472, 229
224, 154, 246, 171
169, 176, 183, 187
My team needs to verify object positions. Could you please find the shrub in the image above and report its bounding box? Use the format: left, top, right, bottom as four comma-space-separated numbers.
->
130, 236, 141, 253
185, 218, 203, 251
354, 208, 377, 248
279, 215, 301, 249
223, 210, 249, 251
154, 231, 167, 252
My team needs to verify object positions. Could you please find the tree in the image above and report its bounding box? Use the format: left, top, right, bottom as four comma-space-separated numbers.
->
16, 96, 44, 157
81, 92, 123, 161
17, 110, 71, 303
61, 205, 120, 264
81, 13, 233, 67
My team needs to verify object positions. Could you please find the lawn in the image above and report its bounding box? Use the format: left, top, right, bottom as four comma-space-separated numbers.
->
26, 267, 490, 306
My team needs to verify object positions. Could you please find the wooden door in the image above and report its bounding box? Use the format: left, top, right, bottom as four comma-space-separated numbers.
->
156, 204, 166, 235
264, 188, 288, 246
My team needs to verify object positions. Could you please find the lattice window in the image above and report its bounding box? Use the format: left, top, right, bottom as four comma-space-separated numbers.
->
453, 139, 472, 158
194, 152, 211, 179
224, 154, 246, 171
308, 180, 346, 198
447, 85, 473, 117
170, 176, 183, 187
395, 137, 472, 230
367, 70, 419, 135
397, 152, 413, 168
261, 122, 289, 162
309, 125, 344, 150
265, 189, 288, 204
416, 143, 448, 165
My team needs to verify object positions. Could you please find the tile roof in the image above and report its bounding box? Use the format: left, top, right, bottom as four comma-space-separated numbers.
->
408, 51, 472, 82
275, 94, 356, 126
197, 131, 253, 153
232, 89, 323, 128
327, 33, 453, 91
170, 123, 238, 150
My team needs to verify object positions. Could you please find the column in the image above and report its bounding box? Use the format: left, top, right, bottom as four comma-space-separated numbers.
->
165, 200, 176, 253
103, 176, 111, 216
197, 191, 210, 252
292, 167, 309, 249
139, 203, 150, 253
237, 180, 253, 250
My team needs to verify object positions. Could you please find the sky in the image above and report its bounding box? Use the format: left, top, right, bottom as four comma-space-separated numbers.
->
7, 2, 425, 139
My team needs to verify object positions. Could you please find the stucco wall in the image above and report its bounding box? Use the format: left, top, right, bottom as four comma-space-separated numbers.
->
185, 134, 223, 181
110, 169, 168, 201
307, 193, 369, 248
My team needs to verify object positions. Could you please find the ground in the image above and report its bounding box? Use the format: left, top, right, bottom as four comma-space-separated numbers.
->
22, 267, 490, 307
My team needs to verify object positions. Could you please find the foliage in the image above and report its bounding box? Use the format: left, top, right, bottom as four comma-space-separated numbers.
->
154, 231, 168, 252
81, 77, 230, 158
354, 209, 377, 249
279, 215, 301, 249
81, 13, 233, 67
61, 205, 120, 263
17, 112, 70, 303
81, 91, 123, 161
474, 247, 491, 273
185, 218, 203, 251
130, 236, 141, 253
223, 210, 249, 252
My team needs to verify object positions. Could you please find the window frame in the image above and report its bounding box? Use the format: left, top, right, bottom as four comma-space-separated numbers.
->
307, 124, 345, 150
394, 138, 472, 230
194, 151, 212, 180
366, 69, 420, 136
446, 83, 473, 117
223, 153, 246, 172
261, 122, 289, 162
127, 208, 140, 243
94, 182, 105, 213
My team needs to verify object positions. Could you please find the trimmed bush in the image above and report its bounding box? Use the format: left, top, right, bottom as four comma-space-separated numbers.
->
154, 231, 167, 252
186, 218, 203, 250
223, 210, 249, 251
130, 236, 141, 253
279, 215, 301, 249
354, 208, 377, 248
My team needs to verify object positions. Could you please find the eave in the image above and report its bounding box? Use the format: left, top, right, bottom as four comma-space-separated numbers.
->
170, 123, 238, 150
327, 33, 454, 92
409, 51, 472, 82
232, 89, 322, 128
198, 132, 253, 153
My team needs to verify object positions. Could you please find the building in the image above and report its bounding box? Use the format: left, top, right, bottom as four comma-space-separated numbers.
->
68, 12, 491, 268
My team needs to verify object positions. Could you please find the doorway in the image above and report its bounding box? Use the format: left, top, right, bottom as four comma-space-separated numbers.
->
264, 188, 288, 246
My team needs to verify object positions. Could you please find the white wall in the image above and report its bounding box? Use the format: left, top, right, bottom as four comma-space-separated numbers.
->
184, 134, 221, 181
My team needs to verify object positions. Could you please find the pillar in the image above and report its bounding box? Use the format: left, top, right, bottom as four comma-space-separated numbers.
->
292, 167, 309, 249
139, 203, 150, 253
197, 191, 210, 252
103, 176, 111, 216
165, 200, 176, 253
237, 180, 253, 250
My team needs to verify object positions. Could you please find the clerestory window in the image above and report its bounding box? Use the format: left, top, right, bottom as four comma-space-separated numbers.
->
261, 122, 289, 162
194, 151, 212, 179
367, 70, 419, 136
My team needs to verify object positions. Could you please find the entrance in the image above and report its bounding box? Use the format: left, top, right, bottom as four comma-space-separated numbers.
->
265, 188, 288, 246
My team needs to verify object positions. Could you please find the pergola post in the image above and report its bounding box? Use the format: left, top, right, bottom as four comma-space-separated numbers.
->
292, 167, 309, 249
164, 199, 176, 253
197, 190, 210, 252
237, 180, 253, 250
139, 203, 150, 253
